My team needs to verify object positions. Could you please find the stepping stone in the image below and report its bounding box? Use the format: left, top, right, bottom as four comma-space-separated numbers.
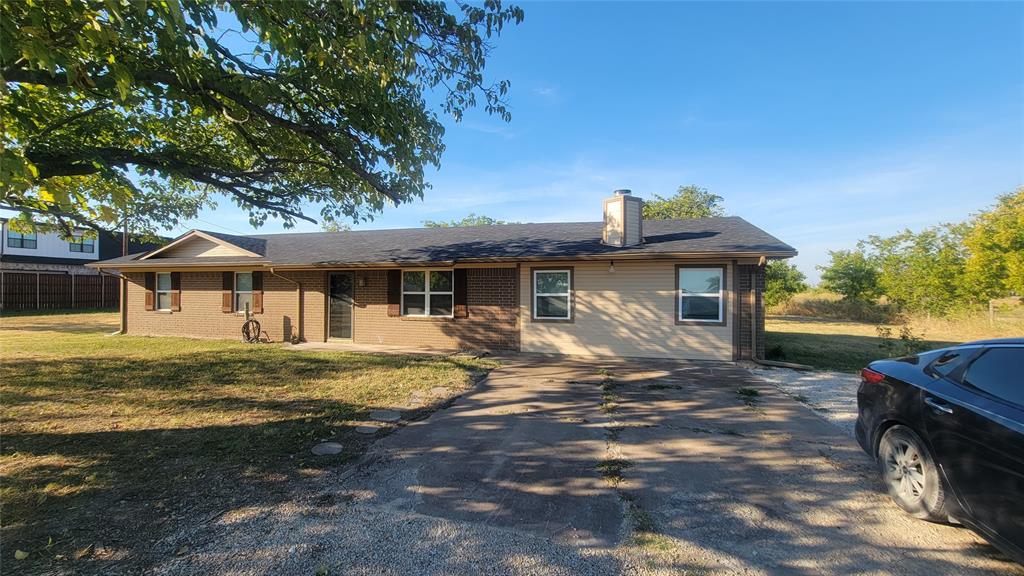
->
369, 409, 401, 423
429, 386, 452, 396
356, 425, 380, 435
310, 442, 344, 456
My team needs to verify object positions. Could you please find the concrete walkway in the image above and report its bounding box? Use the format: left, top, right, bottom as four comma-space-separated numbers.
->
153, 356, 1020, 576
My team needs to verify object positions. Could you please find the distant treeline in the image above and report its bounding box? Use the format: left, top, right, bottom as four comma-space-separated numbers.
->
767, 187, 1023, 316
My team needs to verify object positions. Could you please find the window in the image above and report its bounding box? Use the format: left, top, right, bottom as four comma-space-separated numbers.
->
961, 347, 1023, 407
929, 352, 962, 378
533, 269, 572, 320
402, 270, 453, 316
7, 231, 37, 249
156, 273, 173, 311
69, 235, 95, 253
235, 272, 253, 312
678, 267, 724, 323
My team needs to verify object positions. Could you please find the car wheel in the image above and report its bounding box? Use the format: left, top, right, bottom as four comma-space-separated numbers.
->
877, 425, 947, 522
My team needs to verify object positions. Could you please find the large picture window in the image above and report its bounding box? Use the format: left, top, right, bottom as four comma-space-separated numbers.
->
7, 231, 37, 249
69, 235, 95, 253
156, 273, 173, 311
533, 269, 572, 320
678, 267, 724, 323
402, 270, 453, 316
235, 272, 253, 312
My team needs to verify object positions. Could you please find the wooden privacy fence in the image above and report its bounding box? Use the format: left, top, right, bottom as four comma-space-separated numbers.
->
0, 272, 120, 311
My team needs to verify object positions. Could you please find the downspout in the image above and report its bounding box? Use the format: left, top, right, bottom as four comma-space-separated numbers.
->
99, 269, 129, 335
748, 264, 813, 371
269, 268, 302, 343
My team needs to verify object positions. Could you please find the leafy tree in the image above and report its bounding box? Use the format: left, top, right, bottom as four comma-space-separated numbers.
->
422, 213, 515, 227
963, 187, 1024, 298
764, 260, 807, 308
818, 249, 880, 301
321, 220, 351, 232
1, 0, 524, 235
860, 225, 968, 315
642, 185, 725, 220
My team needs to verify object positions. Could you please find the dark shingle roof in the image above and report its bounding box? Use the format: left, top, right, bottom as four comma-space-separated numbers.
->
93, 217, 795, 267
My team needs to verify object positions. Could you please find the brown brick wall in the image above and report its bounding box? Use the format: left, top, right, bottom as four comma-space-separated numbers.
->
124, 267, 515, 350
349, 267, 519, 351
125, 271, 325, 342
736, 264, 766, 360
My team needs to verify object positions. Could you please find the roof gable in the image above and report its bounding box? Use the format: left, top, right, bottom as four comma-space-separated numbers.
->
141, 230, 262, 260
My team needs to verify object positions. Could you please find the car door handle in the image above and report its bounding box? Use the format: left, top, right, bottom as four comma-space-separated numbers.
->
924, 396, 954, 415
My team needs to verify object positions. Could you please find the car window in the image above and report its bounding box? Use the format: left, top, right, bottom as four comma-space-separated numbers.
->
961, 347, 1023, 407
930, 352, 961, 377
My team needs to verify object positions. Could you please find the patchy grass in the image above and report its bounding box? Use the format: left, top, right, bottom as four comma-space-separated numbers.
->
596, 458, 632, 486
736, 387, 761, 408
766, 306, 1024, 373
623, 495, 674, 553
0, 312, 495, 573
644, 383, 682, 391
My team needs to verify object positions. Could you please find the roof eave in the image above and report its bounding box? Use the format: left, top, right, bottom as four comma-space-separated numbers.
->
90, 249, 796, 270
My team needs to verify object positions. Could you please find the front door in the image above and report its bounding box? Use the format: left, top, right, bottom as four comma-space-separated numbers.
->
329, 272, 354, 339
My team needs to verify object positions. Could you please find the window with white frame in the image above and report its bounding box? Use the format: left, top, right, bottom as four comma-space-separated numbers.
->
7, 231, 37, 249
156, 273, 173, 311
69, 235, 95, 253
678, 267, 723, 322
402, 270, 453, 316
533, 269, 571, 320
235, 272, 253, 312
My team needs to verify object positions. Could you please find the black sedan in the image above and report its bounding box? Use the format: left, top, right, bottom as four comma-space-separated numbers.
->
856, 338, 1024, 564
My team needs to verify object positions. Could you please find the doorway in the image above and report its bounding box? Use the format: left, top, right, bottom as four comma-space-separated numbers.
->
328, 272, 354, 339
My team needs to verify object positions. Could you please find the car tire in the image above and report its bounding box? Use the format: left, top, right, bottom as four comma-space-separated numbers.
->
877, 425, 947, 522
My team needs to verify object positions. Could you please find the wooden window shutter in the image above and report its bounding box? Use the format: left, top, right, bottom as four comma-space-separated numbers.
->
144, 272, 155, 311
222, 271, 234, 312
252, 271, 264, 314
386, 270, 401, 317
170, 272, 181, 312
453, 268, 469, 318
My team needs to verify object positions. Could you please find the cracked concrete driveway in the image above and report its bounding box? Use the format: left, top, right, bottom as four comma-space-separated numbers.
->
155, 356, 1021, 575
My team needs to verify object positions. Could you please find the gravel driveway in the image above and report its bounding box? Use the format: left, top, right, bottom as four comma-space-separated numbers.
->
747, 366, 861, 437
151, 356, 1020, 575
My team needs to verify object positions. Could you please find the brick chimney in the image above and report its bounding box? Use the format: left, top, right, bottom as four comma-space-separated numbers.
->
602, 189, 644, 247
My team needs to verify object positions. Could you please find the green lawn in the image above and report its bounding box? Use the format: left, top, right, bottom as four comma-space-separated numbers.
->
765, 313, 1023, 372
0, 312, 495, 573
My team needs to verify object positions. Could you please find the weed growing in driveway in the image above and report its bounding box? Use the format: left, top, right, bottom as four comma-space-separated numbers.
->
623, 493, 675, 552
736, 387, 761, 407
596, 458, 632, 486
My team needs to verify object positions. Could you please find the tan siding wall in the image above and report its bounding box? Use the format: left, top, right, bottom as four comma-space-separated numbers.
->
125, 270, 325, 342
348, 268, 518, 351
624, 199, 641, 246
157, 238, 252, 258
603, 198, 623, 245
519, 260, 734, 360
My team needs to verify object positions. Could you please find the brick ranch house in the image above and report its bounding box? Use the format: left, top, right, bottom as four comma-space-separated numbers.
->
89, 191, 796, 361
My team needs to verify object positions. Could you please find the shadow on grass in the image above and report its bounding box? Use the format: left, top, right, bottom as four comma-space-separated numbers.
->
0, 348, 485, 575
765, 331, 957, 372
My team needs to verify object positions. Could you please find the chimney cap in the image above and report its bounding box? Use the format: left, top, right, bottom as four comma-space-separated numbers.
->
613, 189, 632, 196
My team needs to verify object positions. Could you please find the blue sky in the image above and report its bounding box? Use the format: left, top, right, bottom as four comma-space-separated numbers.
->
73, 2, 1024, 281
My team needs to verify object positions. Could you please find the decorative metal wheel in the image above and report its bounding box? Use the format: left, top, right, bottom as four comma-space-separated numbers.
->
883, 438, 926, 501
242, 319, 261, 343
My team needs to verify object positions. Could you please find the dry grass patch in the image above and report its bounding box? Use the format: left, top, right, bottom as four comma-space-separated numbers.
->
0, 312, 495, 573
765, 310, 1023, 372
